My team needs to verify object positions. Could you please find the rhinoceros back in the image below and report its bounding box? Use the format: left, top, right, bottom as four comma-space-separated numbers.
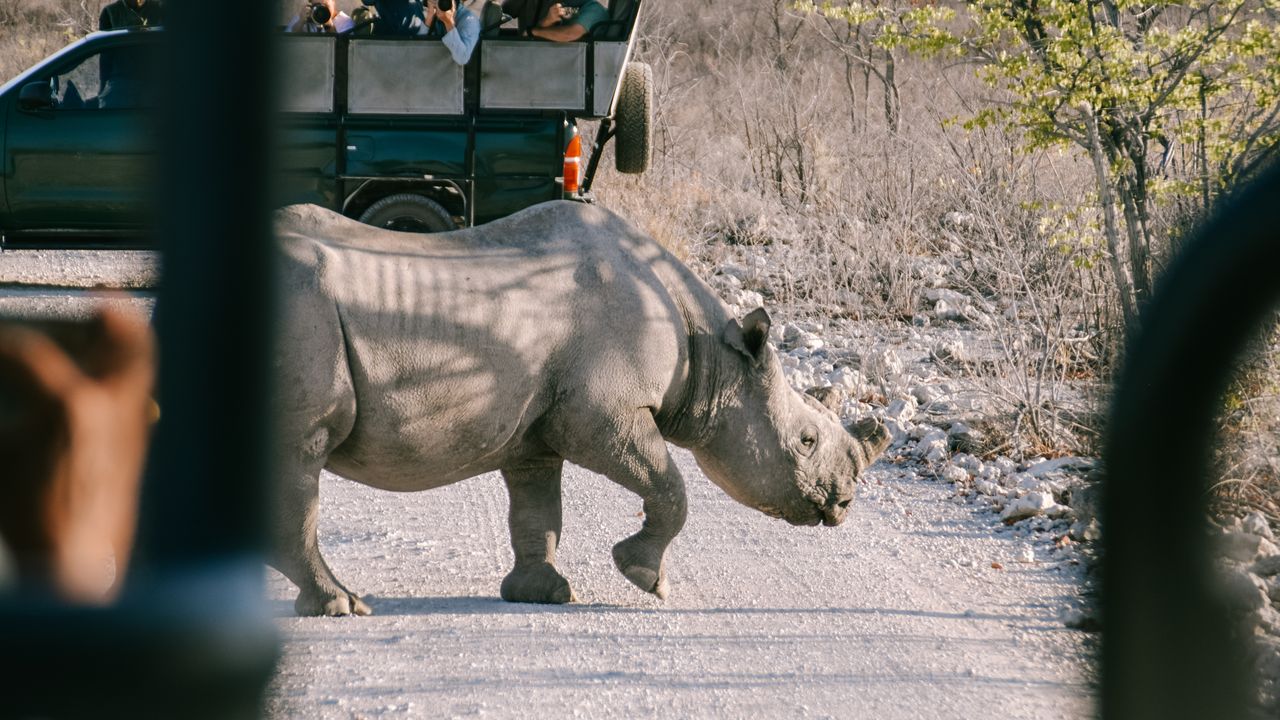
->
273, 202, 707, 491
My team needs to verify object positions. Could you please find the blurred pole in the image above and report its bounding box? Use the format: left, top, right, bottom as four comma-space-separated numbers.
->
1103, 164, 1280, 719
2, 3, 281, 718
138, 1, 278, 567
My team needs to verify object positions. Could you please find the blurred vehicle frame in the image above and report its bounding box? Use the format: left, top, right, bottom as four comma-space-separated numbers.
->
0, 0, 652, 247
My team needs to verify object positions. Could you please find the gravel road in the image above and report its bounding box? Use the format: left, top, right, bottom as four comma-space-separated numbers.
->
265, 454, 1094, 719
1, 250, 1095, 719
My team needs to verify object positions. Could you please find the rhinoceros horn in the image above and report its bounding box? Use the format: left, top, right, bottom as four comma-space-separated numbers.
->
846, 416, 892, 471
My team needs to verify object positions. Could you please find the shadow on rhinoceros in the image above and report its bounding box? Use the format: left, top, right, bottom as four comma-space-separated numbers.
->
271, 201, 891, 616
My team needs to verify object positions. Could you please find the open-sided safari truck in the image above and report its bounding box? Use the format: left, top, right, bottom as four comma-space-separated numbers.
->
0, 0, 651, 244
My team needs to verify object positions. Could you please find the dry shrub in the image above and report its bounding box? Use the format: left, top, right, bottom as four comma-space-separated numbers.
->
0, 1, 83, 83
1212, 317, 1280, 525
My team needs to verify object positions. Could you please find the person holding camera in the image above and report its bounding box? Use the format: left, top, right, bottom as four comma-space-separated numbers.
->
423, 0, 479, 65
360, 0, 478, 64
528, 0, 607, 42
287, 0, 355, 34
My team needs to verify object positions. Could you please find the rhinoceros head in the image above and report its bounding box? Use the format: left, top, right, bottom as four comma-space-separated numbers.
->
692, 308, 891, 527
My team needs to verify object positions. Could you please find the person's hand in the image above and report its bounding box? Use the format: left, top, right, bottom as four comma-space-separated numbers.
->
0, 307, 155, 604
538, 3, 567, 27
320, 0, 339, 32
438, 4, 456, 31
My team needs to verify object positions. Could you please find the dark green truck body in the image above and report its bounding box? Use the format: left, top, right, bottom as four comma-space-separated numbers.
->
0, 7, 641, 244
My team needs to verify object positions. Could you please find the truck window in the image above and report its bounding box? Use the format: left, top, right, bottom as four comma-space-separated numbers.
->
47, 46, 154, 110
50, 53, 100, 109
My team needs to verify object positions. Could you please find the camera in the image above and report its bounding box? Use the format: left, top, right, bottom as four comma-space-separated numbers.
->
437, 0, 453, 12
308, 2, 332, 24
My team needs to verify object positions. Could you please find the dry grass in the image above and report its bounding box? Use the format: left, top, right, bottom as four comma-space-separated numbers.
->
1213, 319, 1280, 526
0, 0, 94, 83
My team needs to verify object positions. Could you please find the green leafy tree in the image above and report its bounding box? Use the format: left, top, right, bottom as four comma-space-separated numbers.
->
804, 0, 1280, 327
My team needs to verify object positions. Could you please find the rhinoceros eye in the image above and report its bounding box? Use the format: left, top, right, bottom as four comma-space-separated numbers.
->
799, 430, 818, 455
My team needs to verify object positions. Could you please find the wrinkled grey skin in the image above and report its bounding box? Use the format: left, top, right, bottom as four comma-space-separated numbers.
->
272, 201, 891, 616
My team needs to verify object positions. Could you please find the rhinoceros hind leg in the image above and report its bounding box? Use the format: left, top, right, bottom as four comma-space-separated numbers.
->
271, 461, 371, 617
499, 459, 575, 604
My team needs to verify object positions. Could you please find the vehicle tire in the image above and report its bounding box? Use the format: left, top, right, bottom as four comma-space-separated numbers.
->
614, 62, 652, 175
358, 194, 455, 234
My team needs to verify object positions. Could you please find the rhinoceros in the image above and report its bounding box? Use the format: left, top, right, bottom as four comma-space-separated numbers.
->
272, 201, 890, 616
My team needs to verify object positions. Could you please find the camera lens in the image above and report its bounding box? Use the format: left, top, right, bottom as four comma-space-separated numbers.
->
310, 3, 332, 23
438, 0, 453, 11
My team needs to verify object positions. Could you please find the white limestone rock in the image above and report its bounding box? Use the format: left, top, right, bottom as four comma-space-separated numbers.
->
1000, 492, 1056, 524
884, 396, 918, 426
991, 456, 1018, 477
866, 347, 905, 386
1218, 566, 1270, 614
975, 480, 1001, 497
1220, 532, 1280, 564
915, 429, 950, 464
1252, 555, 1280, 577
1242, 511, 1275, 541
951, 453, 983, 476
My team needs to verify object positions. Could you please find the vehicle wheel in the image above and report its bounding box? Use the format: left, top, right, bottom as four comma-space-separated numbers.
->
614, 62, 652, 175
358, 194, 455, 233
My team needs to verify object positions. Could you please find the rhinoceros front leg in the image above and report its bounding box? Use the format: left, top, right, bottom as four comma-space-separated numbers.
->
499, 458, 576, 604
554, 409, 688, 600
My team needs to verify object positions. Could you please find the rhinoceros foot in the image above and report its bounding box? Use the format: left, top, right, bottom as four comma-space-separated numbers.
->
612, 535, 670, 600
500, 562, 576, 604
295, 590, 373, 617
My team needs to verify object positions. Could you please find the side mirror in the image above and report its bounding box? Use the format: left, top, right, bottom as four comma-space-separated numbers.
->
19, 81, 54, 111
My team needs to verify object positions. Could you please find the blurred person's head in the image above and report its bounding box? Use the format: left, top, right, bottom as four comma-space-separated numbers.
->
0, 308, 155, 604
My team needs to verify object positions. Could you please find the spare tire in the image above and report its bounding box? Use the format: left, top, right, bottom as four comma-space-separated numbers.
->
358, 193, 455, 233
614, 62, 652, 175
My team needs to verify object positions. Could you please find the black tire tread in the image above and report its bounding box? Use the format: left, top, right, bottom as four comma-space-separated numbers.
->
357, 193, 454, 233
614, 62, 652, 175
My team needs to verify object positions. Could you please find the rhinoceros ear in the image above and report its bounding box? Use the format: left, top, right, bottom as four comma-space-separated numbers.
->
724, 307, 771, 365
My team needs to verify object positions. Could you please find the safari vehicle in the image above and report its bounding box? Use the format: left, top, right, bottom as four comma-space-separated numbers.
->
0, 0, 651, 245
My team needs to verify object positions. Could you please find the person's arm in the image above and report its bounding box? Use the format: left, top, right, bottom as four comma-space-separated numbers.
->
441, 6, 479, 64
529, 22, 586, 42
529, 2, 604, 42
333, 12, 356, 33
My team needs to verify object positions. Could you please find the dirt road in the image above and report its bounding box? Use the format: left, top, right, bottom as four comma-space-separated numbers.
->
266, 454, 1094, 719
